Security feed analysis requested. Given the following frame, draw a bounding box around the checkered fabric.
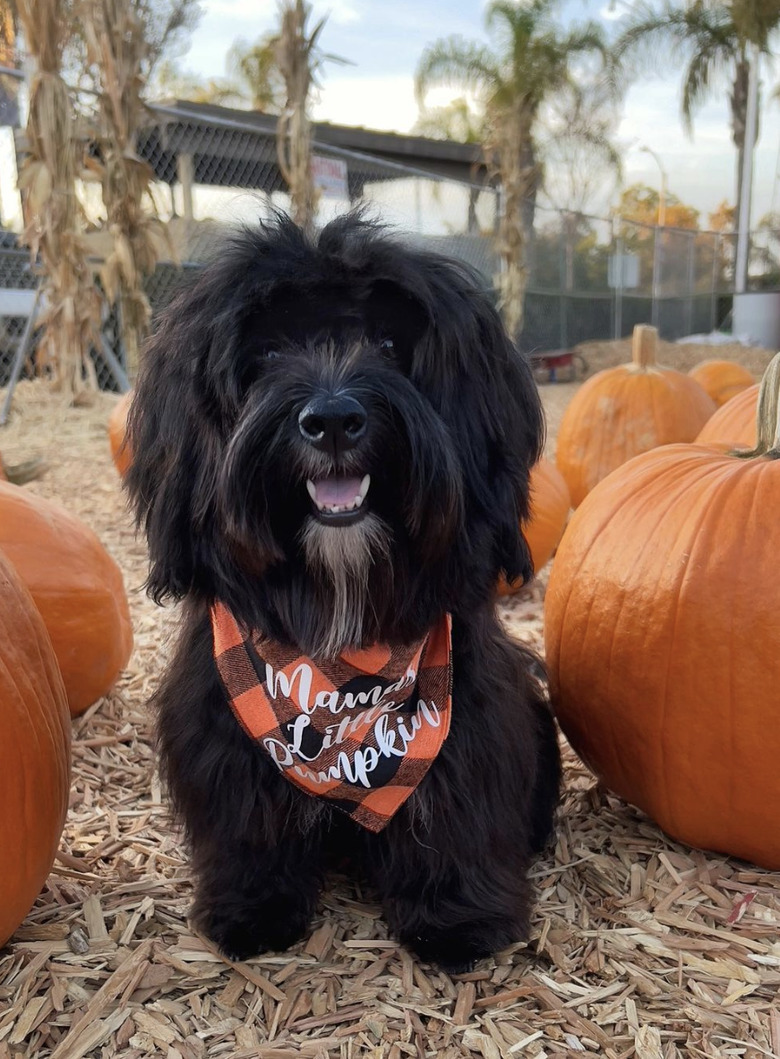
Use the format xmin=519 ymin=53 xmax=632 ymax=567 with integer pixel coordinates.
xmin=211 ymin=603 xmax=453 ymax=832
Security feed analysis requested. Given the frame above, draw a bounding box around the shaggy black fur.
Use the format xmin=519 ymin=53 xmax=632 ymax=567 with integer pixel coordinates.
xmin=126 ymin=212 xmax=561 ymax=971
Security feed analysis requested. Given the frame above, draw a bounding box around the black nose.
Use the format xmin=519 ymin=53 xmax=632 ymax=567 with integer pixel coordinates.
xmin=298 ymin=394 xmax=368 ymax=454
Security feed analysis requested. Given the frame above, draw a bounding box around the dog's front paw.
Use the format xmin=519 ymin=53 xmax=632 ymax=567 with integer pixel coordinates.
xmin=194 ymin=895 xmax=314 ymax=961
xmin=402 ymin=919 xmax=521 ymax=974
xmin=402 ymin=929 xmax=486 ymax=974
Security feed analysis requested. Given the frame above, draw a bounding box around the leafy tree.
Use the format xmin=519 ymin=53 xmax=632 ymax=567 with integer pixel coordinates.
xmin=416 ymin=0 xmax=611 ymax=338
xmin=141 ymin=0 xmax=203 ymax=76
xmin=617 ymin=182 xmax=700 ymax=230
xmin=540 ymin=82 xmax=622 ymax=215
xmin=709 ymin=198 xmax=736 ymax=231
xmin=752 ymin=210 xmax=780 ymax=287
xmin=0 ymin=0 xmax=19 ymax=126
xmin=538 ymin=82 xmax=622 ymax=290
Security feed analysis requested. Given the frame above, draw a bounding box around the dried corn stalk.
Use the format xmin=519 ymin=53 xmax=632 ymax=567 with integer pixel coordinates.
xmin=17 ymin=0 xmax=102 ymax=399
xmin=82 ymin=0 xmax=171 ymax=378
xmin=275 ymin=0 xmax=321 ymax=230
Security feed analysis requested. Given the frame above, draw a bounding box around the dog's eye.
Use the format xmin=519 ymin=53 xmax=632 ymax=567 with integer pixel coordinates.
xmin=262 ymin=349 xmax=282 ymax=361
xmin=379 ymin=338 xmax=395 ymax=357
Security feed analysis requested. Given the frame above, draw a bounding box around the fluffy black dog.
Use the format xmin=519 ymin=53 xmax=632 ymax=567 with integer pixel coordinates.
xmin=127 ymin=212 xmax=560 ymax=972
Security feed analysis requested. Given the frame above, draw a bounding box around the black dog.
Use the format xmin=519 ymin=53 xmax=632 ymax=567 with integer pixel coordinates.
xmin=127 ymin=212 xmax=560 ymax=972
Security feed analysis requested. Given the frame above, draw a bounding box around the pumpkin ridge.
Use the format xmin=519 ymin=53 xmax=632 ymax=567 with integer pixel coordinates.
xmin=661 ymin=459 xmax=748 ymax=842
xmin=0 ymin=550 xmax=70 ymax=946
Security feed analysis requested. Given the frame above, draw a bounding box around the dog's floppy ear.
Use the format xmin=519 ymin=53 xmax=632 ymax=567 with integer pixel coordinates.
xmin=404 ymin=256 xmax=544 ymax=586
xmin=125 ymin=265 xmax=241 ymax=603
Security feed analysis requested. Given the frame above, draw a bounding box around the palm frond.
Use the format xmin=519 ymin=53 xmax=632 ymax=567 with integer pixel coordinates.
xmin=681 ymin=40 xmax=730 ymax=133
xmin=613 ymin=0 xmax=735 ymax=70
xmin=415 ymin=36 xmax=501 ymax=105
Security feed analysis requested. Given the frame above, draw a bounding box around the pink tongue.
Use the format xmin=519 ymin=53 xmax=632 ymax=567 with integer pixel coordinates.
xmin=314 ymin=477 xmax=362 ymax=505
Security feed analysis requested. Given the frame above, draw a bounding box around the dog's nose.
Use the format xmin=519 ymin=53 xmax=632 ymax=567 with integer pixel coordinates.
xmin=298 ymin=395 xmax=368 ymax=454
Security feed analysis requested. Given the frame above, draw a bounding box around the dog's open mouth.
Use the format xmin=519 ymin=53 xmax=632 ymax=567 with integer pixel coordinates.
xmin=306 ymin=474 xmax=370 ymax=525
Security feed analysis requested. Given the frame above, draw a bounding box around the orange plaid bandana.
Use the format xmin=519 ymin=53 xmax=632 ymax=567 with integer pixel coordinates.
xmin=211 ymin=603 xmax=453 ymax=832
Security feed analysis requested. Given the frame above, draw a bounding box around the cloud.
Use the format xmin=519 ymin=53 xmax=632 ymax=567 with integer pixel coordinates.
xmin=325 ymin=0 xmax=361 ymax=24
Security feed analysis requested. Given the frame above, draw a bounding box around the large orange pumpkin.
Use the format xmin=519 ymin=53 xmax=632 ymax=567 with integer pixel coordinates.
xmin=695 ymin=383 xmax=758 ymax=449
xmin=109 ymin=390 xmax=133 ymax=477
xmin=0 ymin=482 xmax=133 ymax=716
xmin=0 ymin=547 xmax=70 ymax=946
xmin=497 ymin=458 xmax=570 ymax=594
xmin=545 ymin=353 xmax=780 ymax=869
xmin=688 ymin=358 xmax=754 ymax=406
xmin=556 ymin=325 xmax=716 ymax=507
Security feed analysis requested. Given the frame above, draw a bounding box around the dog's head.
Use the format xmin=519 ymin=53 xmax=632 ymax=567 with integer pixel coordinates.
xmin=127 ymin=212 xmax=543 ymax=655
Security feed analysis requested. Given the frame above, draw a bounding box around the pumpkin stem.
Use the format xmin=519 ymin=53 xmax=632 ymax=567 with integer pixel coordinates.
xmin=631 ymin=324 xmax=658 ymax=371
xmin=735 ymin=351 xmax=780 ymax=461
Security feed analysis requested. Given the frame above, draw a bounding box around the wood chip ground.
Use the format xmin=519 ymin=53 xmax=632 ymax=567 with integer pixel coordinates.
xmin=1 ymin=352 xmax=778 ymax=1059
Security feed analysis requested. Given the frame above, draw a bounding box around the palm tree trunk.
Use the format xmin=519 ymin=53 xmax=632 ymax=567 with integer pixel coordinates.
xmin=467 ymin=186 xmax=479 ymax=234
xmin=492 ymin=104 xmax=536 ymax=342
xmin=520 ymin=134 xmax=539 ymax=288
xmin=731 ymin=52 xmax=749 ymax=216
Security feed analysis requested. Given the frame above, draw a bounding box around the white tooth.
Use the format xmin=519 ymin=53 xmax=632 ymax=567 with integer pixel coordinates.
xmin=359 ymin=474 xmax=370 ymax=500
xmin=306 ymin=480 xmax=317 ymax=502
xmin=353 ymin=495 xmax=363 ymax=508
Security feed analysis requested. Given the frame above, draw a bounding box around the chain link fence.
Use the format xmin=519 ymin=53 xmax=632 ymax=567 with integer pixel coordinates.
xmin=2 ymin=98 xmax=779 ymax=389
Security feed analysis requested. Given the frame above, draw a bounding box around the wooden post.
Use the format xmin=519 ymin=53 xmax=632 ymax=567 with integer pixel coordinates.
xmin=178 ymin=152 xmax=194 ymax=222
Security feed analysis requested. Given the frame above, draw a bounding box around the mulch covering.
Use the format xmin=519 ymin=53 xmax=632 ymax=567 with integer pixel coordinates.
xmin=1 ymin=379 xmax=778 ymax=1059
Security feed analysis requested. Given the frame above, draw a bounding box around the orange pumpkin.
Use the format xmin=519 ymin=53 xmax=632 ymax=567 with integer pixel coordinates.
xmin=0 ymin=482 xmax=133 ymax=716
xmin=695 ymin=383 xmax=758 ymax=449
xmin=109 ymin=390 xmax=134 ymax=477
xmin=0 ymin=547 xmax=70 ymax=946
xmin=688 ymin=358 xmax=754 ymax=406
xmin=556 ymin=325 xmax=716 ymax=507
xmin=545 ymin=352 xmax=780 ymax=869
xmin=497 ymin=458 xmax=570 ymax=594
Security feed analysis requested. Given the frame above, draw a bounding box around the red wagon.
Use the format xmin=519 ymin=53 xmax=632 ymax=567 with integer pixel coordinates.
xmin=529 ymin=349 xmax=588 ymax=383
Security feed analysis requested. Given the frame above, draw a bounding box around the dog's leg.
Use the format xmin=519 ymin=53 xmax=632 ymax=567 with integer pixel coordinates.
xmin=368 ymin=806 xmax=534 ymax=973
xmin=366 ymin=618 xmax=560 ymax=973
xmin=528 ymin=696 xmax=562 ymax=855
xmin=156 ymin=609 xmax=326 ymax=961
xmin=190 ymin=832 xmax=324 ymax=962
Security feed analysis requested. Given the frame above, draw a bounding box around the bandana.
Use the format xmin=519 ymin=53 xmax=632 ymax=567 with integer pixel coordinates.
xmin=211 ymin=603 xmax=453 ymax=832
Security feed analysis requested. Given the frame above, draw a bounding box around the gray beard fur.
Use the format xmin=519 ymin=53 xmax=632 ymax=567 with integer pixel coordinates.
xmin=300 ymin=512 xmax=389 ymax=659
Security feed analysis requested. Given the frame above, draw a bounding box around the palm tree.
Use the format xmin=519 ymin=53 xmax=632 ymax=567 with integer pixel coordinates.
xmin=227 ymin=35 xmax=284 ymax=112
xmin=416 ymin=0 xmax=610 ymax=338
xmin=413 ymin=98 xmax=487 ymax=234
xmin=613 ymin=1 xmax=780 ymax=235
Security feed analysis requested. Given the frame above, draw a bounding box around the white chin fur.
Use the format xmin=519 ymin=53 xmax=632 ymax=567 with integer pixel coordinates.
xmin=300 ymin=512 xmax=389 ymax=658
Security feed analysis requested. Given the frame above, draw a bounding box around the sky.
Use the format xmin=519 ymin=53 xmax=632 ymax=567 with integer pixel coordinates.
xmin=177 ymin=0 xmax=780 ymax=227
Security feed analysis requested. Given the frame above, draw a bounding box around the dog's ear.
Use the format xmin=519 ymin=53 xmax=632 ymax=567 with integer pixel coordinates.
xmin=125 ymin=267 xmax=240 ymax=603
xmin=403 ymin=256 xmax=544 ymax=586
